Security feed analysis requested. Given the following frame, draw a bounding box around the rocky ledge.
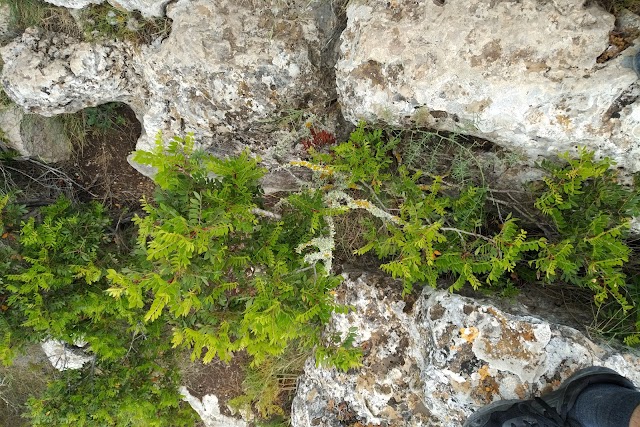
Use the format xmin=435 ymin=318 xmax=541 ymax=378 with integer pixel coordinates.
xmin=291 ymin=271 xmax=640 ymax=427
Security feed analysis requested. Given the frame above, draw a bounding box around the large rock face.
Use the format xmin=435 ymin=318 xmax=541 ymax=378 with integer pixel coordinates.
xmin=136 ymin=0 xmax=337 ymax=153
xmin=0 ymin=28 xmax=141 ymax=115
xmin=6 ymin=0 xmax=640 ymax=171
xmin=1 ymin=0 xmax=342 ymax=155
xmin=337 ymin=0 xmax=640 ymax=172
xmin=291 ymin=272 xmax=640 ymax=427
xmin=44 ymin=0 xmax=170 ymax=17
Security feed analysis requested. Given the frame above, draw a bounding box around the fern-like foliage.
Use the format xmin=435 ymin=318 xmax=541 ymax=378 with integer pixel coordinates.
xmin=0 ymin=197 xmax=135 ymax=363
xmin=109 ymin=134 xmax=357 ymax=369
xmin=303 ymin=126 xmax=640 ymax=346
xmin=532 ymin=148 xmax=640 ymax=309
xmin=306 ymin=124 xmax=545 ymax=295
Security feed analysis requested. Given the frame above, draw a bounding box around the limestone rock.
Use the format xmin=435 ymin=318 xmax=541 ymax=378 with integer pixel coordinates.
xmin=44 ymin=0 xmax=103 ymax=9
xmin=0 ymin=106 xmax=73 ymax=162
xmin=179 ymin=387 xmax=248 ymax=427
xmin=41 ymin=339 xmax=93 ymax=371
xmin=291 ymin=272 xmax=640 ymax=427
xmin=337 ymin=0 xmax=640 ymax=172
xmin=44 ymin=0 xmax=170 ymax=17
xmin=136 ymin=0 xmax=337 ymax=153
xmin=19 ymin=113 xmax=73 ymax=162
xmin=110 ymin=0 xmax=171 ymax=17
xmin=0 ymin=105 xmax=24 ymax=154
xmin=0 ymin=28 xmax=143 ymax=116
xmin=1 ymin=0 xmax=342 ymax=158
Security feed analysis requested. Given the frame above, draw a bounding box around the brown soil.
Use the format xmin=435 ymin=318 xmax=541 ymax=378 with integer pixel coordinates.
xmin=69 ymin=104 xmax=155 ymax=209
xmin=181 ymin=352 xmax=250 ymax=420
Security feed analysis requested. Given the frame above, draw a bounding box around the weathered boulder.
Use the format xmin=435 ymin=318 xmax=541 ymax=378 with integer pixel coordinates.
xmin=0 ymin=105 xmax=73 ymax=162
xmin=44 ymin=0 xmax=170 ymax=18
xmin=136 ymin=0 xmax=336 ymax=153
xmin=337 ymin=0 xmax=640 ymax=172
xmin=0 ymin=28 xmax=142 ymax=115
xmin=291 ymin=272 xmax=640 ymax=427
xmin=0 ymin=0 xmax=343 ymax=156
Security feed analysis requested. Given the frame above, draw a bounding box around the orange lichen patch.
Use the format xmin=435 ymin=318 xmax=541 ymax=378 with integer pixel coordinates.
xmin=478 ymin=365 xmax=491 ymax=381
xmin=460 ymin=326 xmax=480 ymax=343
xmin=555 ymin=114 xmax=572 ymax=130
xmin=472 ymin=373 xmax=501 ymax=403
xmin=482 ymin=308 xmax=539 ymax=360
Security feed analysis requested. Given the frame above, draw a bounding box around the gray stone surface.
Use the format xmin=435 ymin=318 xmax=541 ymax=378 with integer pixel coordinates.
xmin=44 ymin=0 xmax=170 ymax=17
xmin=0 ymin=0 xmax=343 ymax=157
xmin=4 ymin=0 xmax=640 ymax=171
xmin=337 ymin=0 xmax=640 ymax=172
xmin=291 ymin=272 xmax=640 ymax=427
xmin=0 ymin=28 xmax=142 ymax=116
xmin=179 ymin=387 xmax=248 ymax=427
xmin=0 ymin=106 xmax=73 ymax=162
xmin=41 ymin=339 xmax=93 ymax=371
xmin=136 ymin=0 xmax=339 ymax=152
xmin=19 ymin=113 xmax=73 ymax=162
xmin=44 ymin=0 xmax=103 ymax=9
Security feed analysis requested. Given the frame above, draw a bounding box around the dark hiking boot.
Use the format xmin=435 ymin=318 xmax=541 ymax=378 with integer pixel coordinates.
xmin=463 ymin=366 xmax=636 ymax=427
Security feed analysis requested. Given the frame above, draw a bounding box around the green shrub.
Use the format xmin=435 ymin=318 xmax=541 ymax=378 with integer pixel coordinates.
xmin=0 ymin=184 xmax=197 ymax=427
xmin=532 ymin=149 xmax=640 ymax=309
xmin=0 ymin=197 xmax=136 ymax=363
xmin=4 ymin=121 xmax=640 ymax=426
xmin=302 ymin=123 xmax=545 ymax=295
xmin=301 ymin=124 xmax=640 ymax=344
xmin=107 ymin=134 xmax=360 ymax=367
xmin=27 ymin=326 xmax=196 ymax=427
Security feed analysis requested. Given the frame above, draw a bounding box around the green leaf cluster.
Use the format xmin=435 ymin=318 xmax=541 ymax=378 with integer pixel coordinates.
xmin=4 ymin=121 xmax=640 ymax=426
xmin=1 ymin=132 xmax=363 ymax=424
xmin=0 ymin=197 xmax=134 ymax=363
xmin=313 ymin=124 xmax=545 ymax=295
xmin=27 ymin=327 xmax=196 ymax=427
xmin=112 ymin=134 xmax=354 ymax=367
xmin=311 ymin=123 xmax=399 ymax=192
xmin=0 ymin=196 xmax=195 ymax=424
xmin=532 ymin=149 xmax=640 ymax=310
xmin=306 ymin=125 xmax=640 ymax=344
